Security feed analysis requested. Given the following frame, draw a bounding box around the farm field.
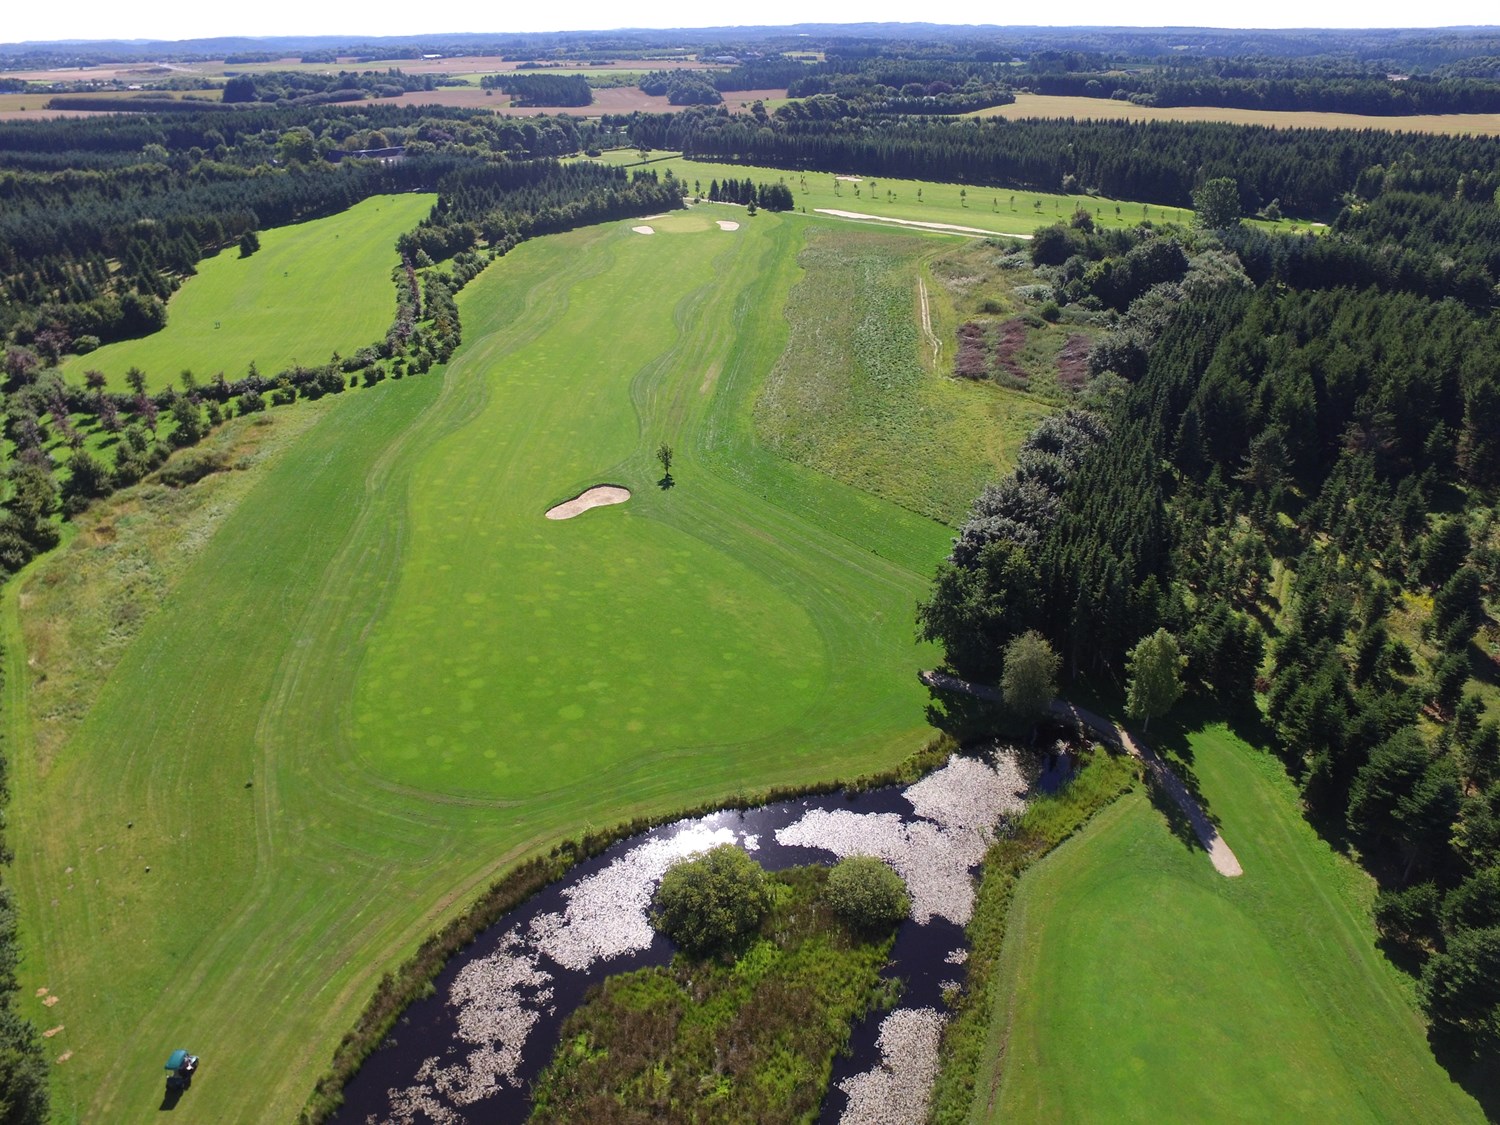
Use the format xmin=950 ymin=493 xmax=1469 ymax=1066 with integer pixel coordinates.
xmin=60 ymin=194 xmax=434 ymax=391
xmin=600 ymin=151 xmax=1202 ymax=234
xmin=0 ymin=89 xmax=222 ymax=116
xmin=0 ymin=56 xmax=719 ymax=84
xmin=978 ymin=92 xmax=1500 ymax=137
xmin=974 ymin=722 xmax=1484 ymax=1123
xmin=9 ymin=207 xmax=989 ymax=1121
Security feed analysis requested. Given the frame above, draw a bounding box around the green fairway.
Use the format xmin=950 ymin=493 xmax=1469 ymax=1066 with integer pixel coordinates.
xmin=597 ymin=151 xmax=1198 ymax=236
xmin=10 ymin=207 xmax=969 ymax=1122
xmin=974 ymin=724 xmax=1483 ymax=1123
xmin=61 ymin=193 xmax=434 ymax=391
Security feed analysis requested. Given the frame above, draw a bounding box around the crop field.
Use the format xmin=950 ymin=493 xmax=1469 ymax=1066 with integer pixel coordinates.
xmin=978 ymin=93 xmax=1500 ymax=137
xmin=0 ymin=90 xmax=223 ymax=116
xmin=973 ymin=722 xmax=1484 ymax=1123
xmin=7 ymin=206 xmax=1005 ymax=1121
xmin=600 ymin=151 xmax=1202 ymax=235
xmin=61 ymin=194 xmax=434 ymax=391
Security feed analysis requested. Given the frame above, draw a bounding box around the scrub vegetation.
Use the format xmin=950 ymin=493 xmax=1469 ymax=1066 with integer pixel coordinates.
xmin=531 ymin=865 xmax=899 ymax=1124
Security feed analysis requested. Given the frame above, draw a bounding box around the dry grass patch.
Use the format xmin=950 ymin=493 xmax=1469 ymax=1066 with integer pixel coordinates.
xmin=18 ymin=405 xmax=330 ymax=774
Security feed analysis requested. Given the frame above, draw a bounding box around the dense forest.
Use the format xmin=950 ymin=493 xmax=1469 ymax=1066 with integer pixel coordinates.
xmin=918 ymin=156 xmax=1500 ymax=1086
xmin=480 ymin=72 xmax=594 ymax=107
xmin=0 ymin=103 xmax=630 ymax=347
xmin=630 ymin=106 xmax=1500 ymax=227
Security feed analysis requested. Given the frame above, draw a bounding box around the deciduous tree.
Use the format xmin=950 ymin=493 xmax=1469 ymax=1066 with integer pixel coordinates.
xmin=1001 ymin=629 xmax=1060 ymax=725
xmin=1126 ymin=628 xmax=1185 ymax=732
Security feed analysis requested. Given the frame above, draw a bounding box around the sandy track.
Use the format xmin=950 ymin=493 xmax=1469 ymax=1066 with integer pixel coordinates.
xmin=545 ymin=486 xmax=630 ymax=520
xmin=919 ymin=670 xmax=1243 ymax=877
xmin=917 ymin=276 xmax=941 ymax=363
xmin=815 ymin=209 xmax=1033 ymax=239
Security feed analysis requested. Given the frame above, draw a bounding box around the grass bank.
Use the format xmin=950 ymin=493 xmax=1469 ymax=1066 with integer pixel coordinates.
xmin=530 ymin=865 xmax=897 ymax=1123
xmin=969 ymin=722 xmax=1484 ymax=1123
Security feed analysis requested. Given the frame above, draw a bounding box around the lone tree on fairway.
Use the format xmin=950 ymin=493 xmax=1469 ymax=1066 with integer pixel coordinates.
xmin=238 ymin=230 xmax=261 ymax=258
xmin=1126 ymin=628 xmax=1186 ymax=732
xmin=1002 ymin=629 xmax=1060 ymax=735
xmin=652 ymin=844 xmax=772 ymax=958
xmin=1193 ymin=177 xmax=1241 ymax=229
xmin=656 ymin=442 xmax=673 ymax=483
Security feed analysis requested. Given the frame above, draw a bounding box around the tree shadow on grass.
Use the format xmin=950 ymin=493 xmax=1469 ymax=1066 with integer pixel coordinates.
xmin=1374 ymin=934 xmax=1429 ymax=980
xmin=658 ymin=473 xmax=674 ymax=491
xmin=924 ymin=690 xmax=1006 ymax=744
xmin=1143 ymin=770 xmax=1207 ymax=855
xmin=1427 ymin=1029 xmax=1500 ymax=1121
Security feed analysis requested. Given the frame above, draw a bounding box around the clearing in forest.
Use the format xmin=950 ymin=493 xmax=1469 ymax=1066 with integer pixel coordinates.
xmin=756 ymin=226 xmax=1050 ymax=524
xmin=598 ymin=151 xmax=1200 ymax=235
xmin=60 ymin=193 xmax=434 ymax=391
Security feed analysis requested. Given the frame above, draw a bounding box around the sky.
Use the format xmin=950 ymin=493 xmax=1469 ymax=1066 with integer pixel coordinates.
xmin=5 ymin=1 xmax=1497 ymax=46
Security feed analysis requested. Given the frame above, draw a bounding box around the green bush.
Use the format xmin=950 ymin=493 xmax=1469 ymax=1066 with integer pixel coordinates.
xmin=652 ymin=844 xmax=773 ymax=957
xmin=826 ymin=856 xmax=909 ymax=932
xmin=157 ymin=449 xmax=232 ymax=488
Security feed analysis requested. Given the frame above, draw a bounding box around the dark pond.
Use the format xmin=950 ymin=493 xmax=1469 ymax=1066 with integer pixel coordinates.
xmin=334 ymin=746 xmax=1074 ymax=1124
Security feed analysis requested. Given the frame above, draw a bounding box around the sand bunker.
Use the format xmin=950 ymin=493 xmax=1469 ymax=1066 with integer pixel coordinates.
xmin=836 ymin=175 xmax=864 ymax=183
xmin=631 ymin=225 xmax=655 ymax=235
xmin=716 ymin=220 xmax=740 ymax=231
xmin=545 ymin=486 xmax=631 ymax=520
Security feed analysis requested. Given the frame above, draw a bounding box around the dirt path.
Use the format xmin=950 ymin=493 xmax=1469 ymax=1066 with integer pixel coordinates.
xmin=919 ymin=671 xmax=1243 ymax=877
xmin=917 ymin=276 xmax=941 ymax=364
xmin=814 ymin=209 xmax=1034 ymax=239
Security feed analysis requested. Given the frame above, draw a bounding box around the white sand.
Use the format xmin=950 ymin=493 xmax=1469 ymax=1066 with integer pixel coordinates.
xmin=837 ymin=1007 xmax=948 ymax=1125
xmin=776 ymin=748 xmax=1028 ymax=925
xmin=814 ymin=209 xmax=1033 ymax=239
xmin=382 ymin=821 xmax=751 ymax=1118
xmin=631 ymin=225 xmax=655 ymax=235
xmin=836 ymin=175 xmax=864 ymax=182
xmin=545 ymin=486 xmax=630 ymax=520
xmin=716 ymin=220 xmax=740 ymax=231
xmin=378 ymin=747 xmax=1032 ymax=1121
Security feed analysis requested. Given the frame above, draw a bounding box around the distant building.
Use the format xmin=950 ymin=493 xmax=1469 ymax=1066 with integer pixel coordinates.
xmin=327 ymin=146 xmax=407 ymax=164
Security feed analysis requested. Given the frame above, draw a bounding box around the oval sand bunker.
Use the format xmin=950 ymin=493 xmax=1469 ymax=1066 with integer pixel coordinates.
xmin=716 ymin=220 xmax=740 ymax=231
xmin=545 ymin=485 xmax=631 ymax=520
xmin=631 ymin=225 xmax=655 ymax=235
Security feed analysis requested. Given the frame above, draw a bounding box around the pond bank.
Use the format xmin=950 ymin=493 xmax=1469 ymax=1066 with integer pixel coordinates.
xmin=333 ymin=741 xmax=1078 ymax=1123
